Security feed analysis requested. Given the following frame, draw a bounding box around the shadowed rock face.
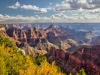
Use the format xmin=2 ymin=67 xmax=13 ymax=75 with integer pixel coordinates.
xmin=5 ymin=24 xmax=93 ymax=52
xmin=6 ymin=25 xmax=70 ymax=51
xmin=6 ymin=26 xmax=60 ymax=51
xmin=6 ymin=27 xmax=46 ymax=42
xmin=47 ymin=46 xmax=100 ymax=75
xmin=6 ymin=24 xmax=94 ymax=52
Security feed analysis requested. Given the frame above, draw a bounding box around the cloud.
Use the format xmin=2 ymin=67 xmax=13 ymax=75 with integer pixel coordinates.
xmin=0 ymin=14 xmax=3 ymax=17
xmin=8 ymin=2 xmax=48 ymax=13
xmin=5 ymin=1 xmax=100 ymax=23
xmin=20 ymin=5 xmax=39 ymax=10
xmin=50 ymin=13 xmax=68 ymax=19
xmin=0 ymin=14 xmax=50 ymax=23
xmin=35 ymin=8 xmax=47 ymax=13
xmin=8 ymin=2 xmax=20 ymax=9
xmin=86 ymin=9 xmax=100 ymax=14
xmin=55 ymin=2 xmax=71 ymax=12
xmin=21 ymin=5 xmax=47 ymax=13
xmin=0 ymin=13 xmax=100 ymax=23
xmin=78 ymin=8 xmax=100 ymax=15
xmin=55 ymin=0 xmax=100 ymax=12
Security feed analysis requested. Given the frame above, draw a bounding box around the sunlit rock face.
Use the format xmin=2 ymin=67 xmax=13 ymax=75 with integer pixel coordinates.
xmin=5 ymin=24 xmax=95 ymax=53
xmin=0 ymin=26 xmax=6 ymax=35
xmin=5 ymin=25 xmax=70 ymax=51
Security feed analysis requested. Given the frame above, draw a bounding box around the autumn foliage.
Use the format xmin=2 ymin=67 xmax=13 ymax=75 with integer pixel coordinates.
xmin=0 ymin=35 xmax=65 ymax=75
xmin=0 ymin=35 xmax=86 ymax=75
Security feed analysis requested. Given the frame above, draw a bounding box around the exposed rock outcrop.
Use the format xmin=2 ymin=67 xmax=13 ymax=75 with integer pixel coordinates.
xmin=5 ymin=24 xmax=93 ymax=52
xmin=6 ymin=25 xmax=72 ymax=51
xmin=16 ymin=42 xmax=47 ymax=56
xmin=47 ymin=45 xmax=100 ymax=75
xmin=0 ymin=25 xmax=6 ymax=35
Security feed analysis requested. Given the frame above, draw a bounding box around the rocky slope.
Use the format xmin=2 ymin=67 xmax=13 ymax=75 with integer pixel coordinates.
xmin=5 ymin=24 xmax=94 ymax=53
xmin=16 ymin=42 xmax=47 ymax=56
xmin=0 ymin=24 xmax=99 ymax=75
xmin=47 ymin=44 xmax=100 ymax=75
xmin=0 ymin=25 xmax=7 ymax=35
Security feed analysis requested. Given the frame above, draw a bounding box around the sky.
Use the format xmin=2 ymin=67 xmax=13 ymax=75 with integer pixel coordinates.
xmin=0 ymin=0 xmax=100 ymax=23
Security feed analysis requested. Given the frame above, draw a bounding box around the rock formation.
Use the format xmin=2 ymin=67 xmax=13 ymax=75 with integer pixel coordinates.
xmin=47 ymin=45 xmax=100 ymax=75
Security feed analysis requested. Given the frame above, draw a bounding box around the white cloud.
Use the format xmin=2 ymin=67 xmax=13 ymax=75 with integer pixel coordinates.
xmin=56 ymin=2 xmax=71 ymax=11
xmin=78 ymin=8 xmax=84 ymax=13
xmin=7 ymin=1 xmax=100 ymax=13
xmin=55 ymin=0 xmax=100 ymax=12
xmin=46 ymin=7 xmax=52 ymax=10
xmin=21 ymin=5 xmax=48 ymax=13
xmin=51 ymin=13 xmax=68 ymax=19
xmin=78 ymin=8 xmax=100 ymax=15
xmin=0 ymin=14 xmax=3 ymax=17
xmin=5 ymin=1 xmax=100 ymax=23
xmin=8 ymin=2 xmax=48 ymax=13
xmin=15 ymin=2 xmax=20 ymax=7
xmin=8 ymin=2 xmax=20 ymax=9
xmin=0 ymin=13 xmax=100 ymax=23
xmin=87 ymin=9 xmax=100 ymax=14
xmin=36 ymin=8 xmax=47 ymax=13
xmin=21 ymin=5 xmax=39 ymax=10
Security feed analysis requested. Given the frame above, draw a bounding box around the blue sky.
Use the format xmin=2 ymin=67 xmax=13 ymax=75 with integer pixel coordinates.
xmin=0 ymin=0 xmax=100 ymax=23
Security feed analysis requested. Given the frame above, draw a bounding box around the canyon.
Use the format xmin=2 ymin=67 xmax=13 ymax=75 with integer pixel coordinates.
xmin=4 ymin=24 xmax=94 ymax=52
xmin=47 ymin=45 xmax=100 ymax=75
xmin=0 ymin=23 xmax=100 ymax=75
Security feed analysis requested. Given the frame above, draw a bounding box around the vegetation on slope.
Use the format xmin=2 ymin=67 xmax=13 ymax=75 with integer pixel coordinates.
xmin=0 ymin=34 xmax=86 ymax=75
xmin=0 ymin=35 xmax=65 ymax=75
